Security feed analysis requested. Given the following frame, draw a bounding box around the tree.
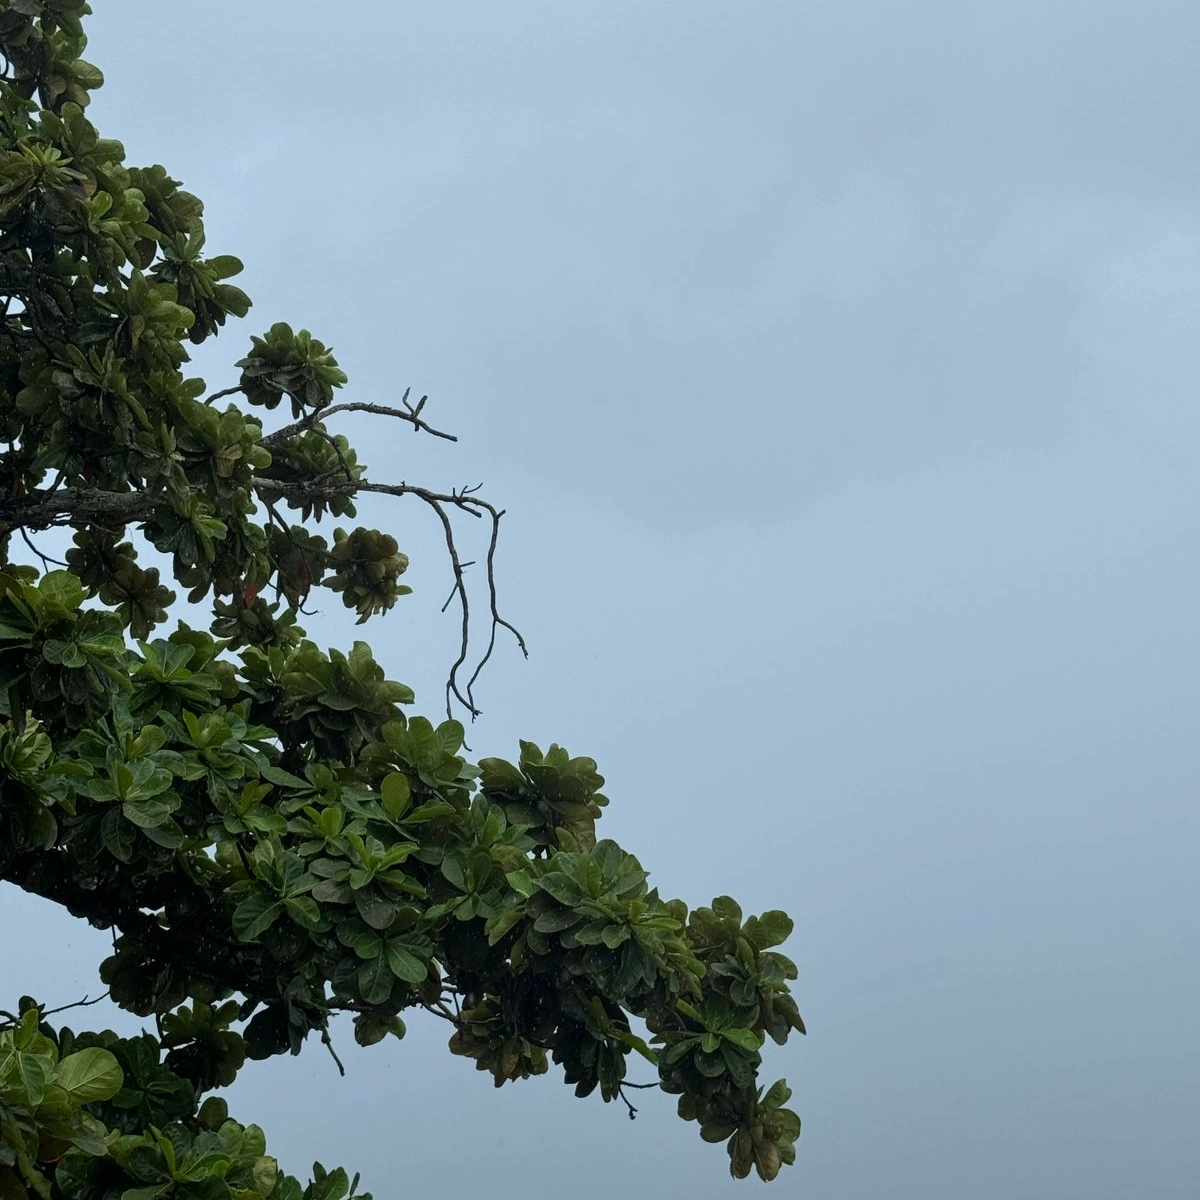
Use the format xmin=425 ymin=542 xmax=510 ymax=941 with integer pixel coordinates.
xmin=0 ymin=3 xmax=804 ymax=1194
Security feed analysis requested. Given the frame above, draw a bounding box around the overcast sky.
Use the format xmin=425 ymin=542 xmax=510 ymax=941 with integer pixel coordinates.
xmin=6 ymin=2 xmax=1200 ymax=1196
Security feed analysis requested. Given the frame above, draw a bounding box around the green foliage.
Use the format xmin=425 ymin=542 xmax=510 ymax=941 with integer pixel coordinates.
xmin=0 ymin=1002 xmax=372 ymax=1200
xmin=326 ymin=528 xmax=410 ymax=624
xmin=480 ymin=740 xmax=609 ymax=851
xmin=0 ymin=1 xmax=803 ymax=1190
xmin=237 ymin=323 xmax=347 ymax=416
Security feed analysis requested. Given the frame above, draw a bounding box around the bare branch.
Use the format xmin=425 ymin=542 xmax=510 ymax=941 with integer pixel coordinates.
xmin=256 ymin=475 xmax=526 ymax=719
xmin=0 ymin=465 xmax=525 ymax=720
xmin=18 ymin=527 xmax=68 ymax=569
xmin=318 ymin=399 xmax=458 ymax=443
xmin=0 ymin=992 xmax=110 ymax=1031
xmin=424 ymin=493 xmax=474 ymax=718
xmin=320 ymin=1021 xmax=347 ymax=1077
xmin=421 ymin=1000 xmax=459 ymax=1025
xmin=260 ymin=388 xmax=457 ymax=448
xmin=465 ymin=494 xmax=529 ymax=713
xmin=204 ymin=385 xmax=243 ymax=406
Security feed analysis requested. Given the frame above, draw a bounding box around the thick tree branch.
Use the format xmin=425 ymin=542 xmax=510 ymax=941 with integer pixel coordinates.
xmin=0 ymin=486 xmax=153 ymax=534
xmin=1 ymin=471 xmax=527 ymax=720
xmin=4 ymin=846 xmax=276 ymax=1003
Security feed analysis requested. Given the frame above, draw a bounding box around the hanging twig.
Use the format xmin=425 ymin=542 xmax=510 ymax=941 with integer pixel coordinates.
xmin=255 ymin=474 xmax=526 ymax=719
xmin=19 ymin=526 xmax=68 ymax=569
xmin=617 ymin=1079 xmax=659 ymax=1120
xmin=204 ymin=385 xmax=243 ymax=406
xmin=320 ymin=1021 xmax=347 ymax=1077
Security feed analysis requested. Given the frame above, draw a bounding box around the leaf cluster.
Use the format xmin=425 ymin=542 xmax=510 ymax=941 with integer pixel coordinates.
xmin=0 ymin=1001 xmax=371 ymax=1200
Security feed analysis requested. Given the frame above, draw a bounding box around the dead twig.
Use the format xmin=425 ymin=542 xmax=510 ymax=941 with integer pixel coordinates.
xmin=260 ymin=387 xmax=457 ymax=447
xmin=256 ymin=474 xmax=526 ymax=720
xmin=320 ymin=1021 xmax=347 ymax=1077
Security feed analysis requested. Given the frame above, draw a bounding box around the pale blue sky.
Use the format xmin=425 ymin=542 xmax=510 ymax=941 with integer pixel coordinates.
xmin=6 ymin=2 xmax=1200 ymax=1196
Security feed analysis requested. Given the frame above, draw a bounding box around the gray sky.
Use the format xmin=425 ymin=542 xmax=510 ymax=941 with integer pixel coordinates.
xmin=6 ymin=2 xmax=1200 ymax=1196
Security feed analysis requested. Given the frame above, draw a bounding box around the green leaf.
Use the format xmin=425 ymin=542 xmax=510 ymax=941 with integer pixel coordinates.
xmin=352 ymin=1014 xmax=390 ymax=1047
xmin=435 ymin=719 xmax=465 ymax=755
xmin=536 ymin=873 xmax=583 ymax=906
xmin=357 ymin=957 xmax=393 ymax=1005
xmin=39 ymin=570 xmax=87 ymax=612
xmin=721 ymin=1026 xmax=763 ymax=1052
xmin=205 ymin=254 xmax=244 ymax=279
xmin=485 ymin=907 xmax=524 ymax=945
xmin=54 ymin=1048 xmax=123 ymax=1102
xmin=340 ymin=925 xmax=383 ymax=959
xmin=699 ymin=1121 xmax=738 ymax=1143
xmin=122 ymin=794 xmax=178 ymax=829
xmin=257 ymin=762 xmax=310 ymax=788
xmin=440 ymin=854 xmax=467 ymax=891
xmin=608 ymin=1027 xmax=658 ymax=1065
xmin=283 ymin=895 xmax=322 ymax=928
xmin=532 ymin=907 xmax=581 ymax=934
xmin=601 ymin=923 xmax=629 ymax=949
xmin=232 ymin=893 xmax=284 ymax=941
xmin=383 ymin=942 xmax=426 ymax=984
xmin=505 ymin=870 xmax=534 ymax=898
xmin=403 ymin=800 xmax=456 ymax=824
xmin=749 ymin=909 xmax=794 ymax=949
xmin=770 ymin=1108 xmax=801 ymax=1142
xmin=353 ymin=889 xmax=398 ymax=931
xmin=379 ymin=771 xmax=410 ymax=820
xmin=1 ymin=1050 xmax=49 ymax=1106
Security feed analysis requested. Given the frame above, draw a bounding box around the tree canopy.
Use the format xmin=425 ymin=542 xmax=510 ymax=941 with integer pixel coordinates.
xmin=0 ymin=3 xmax=803 ymax=1194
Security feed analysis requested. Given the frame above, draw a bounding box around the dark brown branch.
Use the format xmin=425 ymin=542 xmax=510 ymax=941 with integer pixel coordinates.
xmin=422 ymin=1000 xmax=459 ymax=1025
xmin=256 ymin=476 xmax=526 ymax=719
xmin=311 ymin=424 xmax=359 ymax=487
xmin=260 ymin=388 xmax=457 ymax=448
xmin=319 ymin=399 xmax=457 ymax=443
xmin=2 ymin=467 xmax=525 ymax=720
xmin=39 ymin=991 xmax=111 ymax=1018
xmin=0 ymin=486 xmax=152 ymax=534
xmin=320 ymin=1021 xmax=347 ymax=1077
xmin=5 ymin=846 xmax=277 ymax=1003
xmin=18 ymin=526 xmax=68 ymax=568
xmin=204 ymin=386 xmax=243 ymax=406
xmin=0 ymin=992 xmax=110 ymax=1030
xmin=465 ymin=494 xmax=529 ymax=712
